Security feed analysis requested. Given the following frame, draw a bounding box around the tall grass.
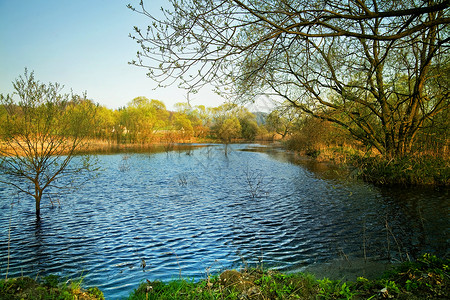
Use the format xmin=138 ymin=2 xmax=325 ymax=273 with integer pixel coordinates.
xmin=285 ymin=130 xmax=449 ymax=186
xmin=352 ymin=155 xmax=450 ymax=186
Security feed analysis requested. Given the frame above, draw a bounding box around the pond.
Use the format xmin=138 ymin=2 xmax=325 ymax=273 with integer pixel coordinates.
xmin=0 ymin=144 xmax=448 ymax=299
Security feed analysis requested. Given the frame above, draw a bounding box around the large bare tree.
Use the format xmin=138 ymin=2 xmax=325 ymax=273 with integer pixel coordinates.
xmin=129 ymin=0 xmax=449 ymax=157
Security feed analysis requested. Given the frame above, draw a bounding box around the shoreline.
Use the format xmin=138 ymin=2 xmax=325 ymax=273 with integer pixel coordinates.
xmin=1 ymin=254 xmax=447 ymax=299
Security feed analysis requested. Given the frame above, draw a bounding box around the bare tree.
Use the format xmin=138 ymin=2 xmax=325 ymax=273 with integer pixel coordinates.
xmin=129 ymin=0 xmax=449 ymax=158
xmin=0 ymin=70 xmax=98 ymax=221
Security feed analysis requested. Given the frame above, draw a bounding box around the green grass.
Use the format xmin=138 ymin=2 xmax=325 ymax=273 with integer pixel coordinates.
xmin=126 ymin=269 xmax=321 ymax=300
xmin=0 ymin=274 xmax=104 ymax=300
xmin=127 ymin=254 xmax=449 ymax=300
xmin=2 ymin=254 xmax=448 ymax=299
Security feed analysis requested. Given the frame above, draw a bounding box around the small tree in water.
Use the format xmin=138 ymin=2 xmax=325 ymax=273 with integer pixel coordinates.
xmin=0 ymin=70 xmax=98 ymax=221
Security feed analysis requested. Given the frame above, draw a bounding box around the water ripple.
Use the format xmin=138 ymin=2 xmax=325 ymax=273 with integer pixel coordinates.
xmin=0 ymin=145 xmax=448 ymax=299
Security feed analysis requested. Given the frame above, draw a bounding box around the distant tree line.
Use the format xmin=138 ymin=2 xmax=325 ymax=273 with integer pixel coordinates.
xmin=97 ymin=98 xmax=269 ymax=143
xmin=0 ymin=94 xmax=274 ymax=146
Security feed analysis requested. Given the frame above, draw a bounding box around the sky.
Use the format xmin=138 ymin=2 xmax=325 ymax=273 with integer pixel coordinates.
xmin=0 ymin=0 xmax=231 ymax=110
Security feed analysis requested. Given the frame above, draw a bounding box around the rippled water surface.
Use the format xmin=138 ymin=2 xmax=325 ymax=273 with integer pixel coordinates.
xmin=1 ymin=144 xmax=448 ymax=299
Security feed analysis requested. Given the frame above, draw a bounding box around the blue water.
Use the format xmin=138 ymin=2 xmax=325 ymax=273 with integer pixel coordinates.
xmin=0 ymin=144 xmax=448 ymax=299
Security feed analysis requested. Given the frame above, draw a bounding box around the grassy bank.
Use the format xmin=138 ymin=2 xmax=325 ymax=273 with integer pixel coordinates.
xmin=3 ymin=254 xmax=445 ymax=299
xmin=351 ymin=155 xmax=450 ymax=186
xmin=127 ymin=254 xmax=449 ymax=299
xmin=288 ymin=144 xmax=450 ymax=186
xmin=0 ymin=275 xmax=104 ymax=299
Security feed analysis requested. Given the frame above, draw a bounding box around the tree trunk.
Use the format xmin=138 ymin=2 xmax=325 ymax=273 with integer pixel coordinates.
xmin=35 ymin=195 xmax=41 ymax=222
xmin=34 ymin=181 xmax=42 ymax=221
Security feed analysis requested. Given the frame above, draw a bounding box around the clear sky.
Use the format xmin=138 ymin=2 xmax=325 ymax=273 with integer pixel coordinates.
xmin=0 ymin=0 xmax=228 ymax=110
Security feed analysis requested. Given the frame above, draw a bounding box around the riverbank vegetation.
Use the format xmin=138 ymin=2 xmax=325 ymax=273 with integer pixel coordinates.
xmin=1 ymin=254 xmax=447 ymax=299
xmin=0 ymin=275 xmax=104 ymax=300
xmin=127 ymin=254 xmax=449 ymax=299
xmin=282 ymin=112 xmax=449 ymax=186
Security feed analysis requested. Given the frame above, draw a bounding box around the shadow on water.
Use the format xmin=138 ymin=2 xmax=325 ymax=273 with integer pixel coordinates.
xmin=299 ymin=184 xmax=449 ymax=281
xmin=0 ymin=143 xmax=448 ymax=298
xmin=245 ymin=144 xmax=449 ymax=280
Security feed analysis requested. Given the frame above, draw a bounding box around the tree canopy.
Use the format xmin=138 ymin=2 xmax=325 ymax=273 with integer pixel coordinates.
xmin=129 ymin=0 xmax=450 ymax=157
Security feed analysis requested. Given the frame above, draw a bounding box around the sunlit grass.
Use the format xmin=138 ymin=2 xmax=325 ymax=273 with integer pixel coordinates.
xmin=286 ymin=141 xmax=450 ymax=186
xmin=127 ymin=254 xmax=449 ymax=300
xmin=1 ymin=254 xmax=448 ymax=299
xmin=0 ymin=274 xmax=104 ymax=299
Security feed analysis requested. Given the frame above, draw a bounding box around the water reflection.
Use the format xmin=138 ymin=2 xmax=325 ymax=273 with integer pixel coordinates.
xmin=0 ymin=144 xmax=448 ymax=299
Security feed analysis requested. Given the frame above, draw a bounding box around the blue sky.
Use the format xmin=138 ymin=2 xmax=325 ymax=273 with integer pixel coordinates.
xmin=0 ymin=0 xmax=227 ymax=110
